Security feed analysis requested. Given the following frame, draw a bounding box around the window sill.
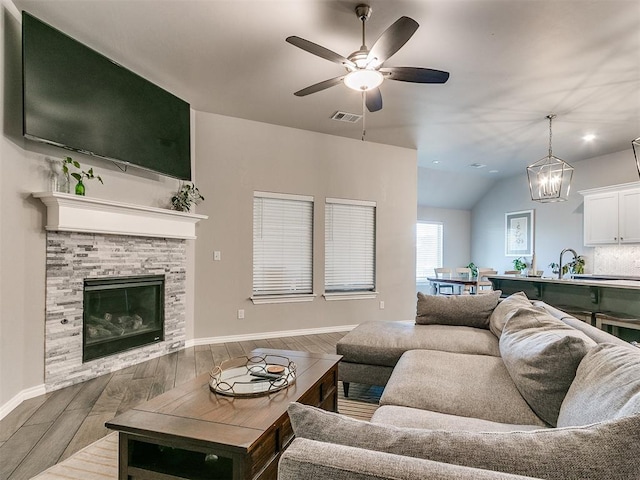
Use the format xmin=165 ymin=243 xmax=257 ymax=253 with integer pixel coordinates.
xmin=323 ymin=291 xmax=379 ymax=301
xmin=251 ymin=294 xmax=316 ymax=305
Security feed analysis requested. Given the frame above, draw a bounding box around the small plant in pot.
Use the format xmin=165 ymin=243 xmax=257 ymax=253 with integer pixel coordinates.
xmin=62 ymin=157 xmax=103 ymax=195
xmin=171 ymin=183 xmax=204 ymax=212
xmin=549 ymin=256 xmax=585 ymax=277
xmin=466 ymin=262 xmax=479 ymax=278
xmin=512 ymin=257 xmax=528 ymax=274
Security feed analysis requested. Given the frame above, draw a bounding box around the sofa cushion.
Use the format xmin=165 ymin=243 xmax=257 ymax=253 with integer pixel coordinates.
xmin=499 ymin=307 xmax=596 ymax=427
xmin=557 ymin=343 xmax=640 ymax=427
xmin=379 ymin=349 xmax=545 ymax=426
xmin=287 ymin=402 xmax=640 ymax=480
xmin=337 ymin=320 xmax=500 ymax=367
xmin=416 ymin=291 xmax=501 ymax=328
xmin=531 ymin=300 xmax=632 ymax=348
xmin=371 ymin=405 xmax=545 ymax=432
xmin=279 ymin=438 xmax=538 ymax=480
xmin=489 ymin=292 xmax=532 ymax=338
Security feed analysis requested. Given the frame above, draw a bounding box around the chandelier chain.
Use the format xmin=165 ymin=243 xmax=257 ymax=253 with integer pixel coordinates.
xmin=547 ymin=114 xmax=555 ymax=158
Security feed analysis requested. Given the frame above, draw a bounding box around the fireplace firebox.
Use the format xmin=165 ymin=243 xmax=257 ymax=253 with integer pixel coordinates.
xmin=83 ymin=275 xmax=165 ymax=362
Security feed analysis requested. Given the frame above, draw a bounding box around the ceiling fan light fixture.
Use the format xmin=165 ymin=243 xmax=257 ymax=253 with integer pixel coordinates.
xmin=344 ymin=69 xmax=383 ymax=91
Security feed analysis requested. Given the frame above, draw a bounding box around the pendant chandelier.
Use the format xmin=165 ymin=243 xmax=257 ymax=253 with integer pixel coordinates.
xmin=527 ymin=114 xmax=574 ymax=202
xmin=633 ymin=137 xmax=640 ymax=178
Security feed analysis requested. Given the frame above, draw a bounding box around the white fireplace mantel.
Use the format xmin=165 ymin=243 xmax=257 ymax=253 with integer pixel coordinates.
xmin=33 ymin=192 xmax=207 ymax=239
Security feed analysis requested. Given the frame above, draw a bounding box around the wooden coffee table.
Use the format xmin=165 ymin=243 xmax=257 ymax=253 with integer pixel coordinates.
xmin=106 ymin=348 xmax=341 ymax=480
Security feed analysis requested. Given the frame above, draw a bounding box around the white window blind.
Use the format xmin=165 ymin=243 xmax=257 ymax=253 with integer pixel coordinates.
xmin=325 ymin=199 xmax=376 ymax=292
xmin=253 ymin=193 xmax=313 ymax=296
xmin=416 ymin=222 xmax=443 ymax=283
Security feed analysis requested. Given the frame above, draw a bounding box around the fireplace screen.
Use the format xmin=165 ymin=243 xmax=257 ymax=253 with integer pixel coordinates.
xmin=83 ymin=275 xmax=164 ymax=362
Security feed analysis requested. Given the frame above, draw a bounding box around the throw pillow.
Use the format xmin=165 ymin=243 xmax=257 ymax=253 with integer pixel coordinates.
xmin=287 ymin=402 xmax=640 ymax=479
xmin=499 ymin=307 xmax=596 ymax=426
xmin=489 ymin=291 xmax=531 ymax=338
xmin=415 ymin=290 xmax=501 ymax=329
xmin=557 ymin=343 xmax=640 ymax=427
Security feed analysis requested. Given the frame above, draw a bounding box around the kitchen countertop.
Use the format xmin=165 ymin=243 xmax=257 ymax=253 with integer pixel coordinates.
xmin=487 ymin=275 xmax=640 ymax=291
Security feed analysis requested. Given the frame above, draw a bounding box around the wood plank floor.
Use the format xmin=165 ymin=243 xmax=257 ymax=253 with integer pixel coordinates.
xmin=0 ymin=332 xmax=355 ymax=480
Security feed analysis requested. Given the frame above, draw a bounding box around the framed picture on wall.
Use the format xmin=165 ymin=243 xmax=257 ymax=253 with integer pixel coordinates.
xmin=505 ymin=210 xmax=534 ymax=256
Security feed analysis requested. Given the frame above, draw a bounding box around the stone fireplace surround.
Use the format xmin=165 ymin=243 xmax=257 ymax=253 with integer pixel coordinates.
xmin=35 ymin=192 xmax=206 ymax=392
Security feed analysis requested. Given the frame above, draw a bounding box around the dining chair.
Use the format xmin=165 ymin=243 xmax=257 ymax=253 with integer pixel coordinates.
xmin=433 ymin=268 xmax=455 ymax=295
xmin=455 ymin=267 xmax=472 ymax=279
xmin=455 ymin=267 xmax=472 ymax=294
xmin=475 ymin=268 xmax=497 ymax=293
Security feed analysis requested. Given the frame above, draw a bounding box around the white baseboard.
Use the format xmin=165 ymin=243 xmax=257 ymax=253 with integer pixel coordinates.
xmin=2 ymin=324 xmax=356 ymax=420
xmin=189 ymin=324 xmax=358 ymax=347
xmin=0 ymin=383 xmax=46 ymax=421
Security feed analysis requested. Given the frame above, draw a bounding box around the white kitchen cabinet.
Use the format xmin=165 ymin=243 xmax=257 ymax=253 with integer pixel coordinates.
xmin=580 ymin=182 xmax=640 ymax=246
xmin=619 ymin=189 xmax=640 ymax=243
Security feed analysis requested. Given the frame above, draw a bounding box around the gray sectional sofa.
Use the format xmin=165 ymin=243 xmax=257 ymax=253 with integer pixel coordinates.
xmin=279 ymin=291 xmax=640 ymax=479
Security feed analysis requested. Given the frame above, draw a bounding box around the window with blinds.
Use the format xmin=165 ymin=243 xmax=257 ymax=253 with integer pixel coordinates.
xmin=253 ymin=192 xmax=314 ymax=297
xmin=325 ymin=199 xmax=376 ymax=292
xmin=416 ymin=222 xmax=443 ymax=283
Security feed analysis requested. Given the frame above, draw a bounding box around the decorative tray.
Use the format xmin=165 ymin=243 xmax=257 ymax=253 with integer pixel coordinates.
xmin=209 ymin=354 xmax=296 ymax=397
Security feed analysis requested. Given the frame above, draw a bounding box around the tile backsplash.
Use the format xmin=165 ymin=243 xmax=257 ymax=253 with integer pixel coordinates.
xmin=593 ymin=245 xmax=640 ymax=277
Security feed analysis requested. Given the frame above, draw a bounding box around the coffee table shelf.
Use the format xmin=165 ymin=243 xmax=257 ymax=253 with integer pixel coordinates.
xmin=107 ymin=349 xmax=341 ymax=480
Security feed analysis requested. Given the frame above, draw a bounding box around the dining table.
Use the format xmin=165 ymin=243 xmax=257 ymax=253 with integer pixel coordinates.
xmin=427 ymin=276 xmax=483 ymax=295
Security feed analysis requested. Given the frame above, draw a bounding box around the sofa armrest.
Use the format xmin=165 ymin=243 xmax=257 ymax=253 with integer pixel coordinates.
xmin=278 ymin=438 xmax=540 ymax=480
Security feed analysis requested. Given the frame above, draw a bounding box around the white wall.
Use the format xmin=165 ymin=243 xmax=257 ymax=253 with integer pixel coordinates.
xmin=193 ymin=112 xmax=418 ymax=340
xmin=471 ymin=149 xmax=638 ymax=276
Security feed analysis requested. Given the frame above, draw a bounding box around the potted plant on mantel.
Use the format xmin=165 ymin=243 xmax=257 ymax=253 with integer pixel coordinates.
xmin=171 ymin=183 xmax=204 ymax=212
xmin=61 ymin=157 xmax=103 ymax=196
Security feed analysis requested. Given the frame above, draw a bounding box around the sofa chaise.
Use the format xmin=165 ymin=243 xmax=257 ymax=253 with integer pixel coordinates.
xmin=278 ymin=291 xmax=640 ymax=479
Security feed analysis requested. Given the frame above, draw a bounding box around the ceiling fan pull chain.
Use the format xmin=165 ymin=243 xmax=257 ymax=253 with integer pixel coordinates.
xmin=361 ymin=91 xmax=366 ymax=141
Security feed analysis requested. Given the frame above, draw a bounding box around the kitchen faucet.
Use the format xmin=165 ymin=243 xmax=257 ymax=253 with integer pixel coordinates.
xmin=558 ymin=248 xmax=578 ymax=279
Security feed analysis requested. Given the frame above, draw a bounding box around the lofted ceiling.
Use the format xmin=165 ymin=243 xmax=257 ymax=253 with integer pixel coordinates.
xmin=13 ymin=0 xmax=640 ymax=209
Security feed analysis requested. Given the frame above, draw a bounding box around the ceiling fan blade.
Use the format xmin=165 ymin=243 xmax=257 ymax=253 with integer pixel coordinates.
xmin=381 ymin=67 xmax=450 ymax=84
xmin=365 ymin=88 xmax=383 ymax=112
xmin=286 ymin=36 xmax=356 ymax=69
xmin=294 ymin=76 xmax=345 ymax=97
xmin=366 ymin=16 xmax=419 ymax=64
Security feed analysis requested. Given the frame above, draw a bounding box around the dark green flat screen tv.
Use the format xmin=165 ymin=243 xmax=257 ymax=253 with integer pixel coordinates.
xmin=22 ymin=12 xmax=191 ymax=181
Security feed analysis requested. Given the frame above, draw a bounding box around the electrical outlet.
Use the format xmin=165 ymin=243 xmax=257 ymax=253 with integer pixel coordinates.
xmin=237 ymin=309 xmax=245 ymax=319
xmin=379 ymin=301 xmax=385 ymax=310
xmin=214 ymin=251 xmax=221 ymax=261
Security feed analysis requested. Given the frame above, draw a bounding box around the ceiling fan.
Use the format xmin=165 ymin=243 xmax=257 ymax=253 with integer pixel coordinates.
xmin=286 ymin=4 xmax=450 ymax=113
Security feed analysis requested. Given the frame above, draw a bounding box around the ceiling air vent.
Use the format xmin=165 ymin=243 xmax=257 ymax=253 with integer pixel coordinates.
xmin=469 ymin=163 xmax=487 ymax=169
xmin=331 ymin=111 xmax=362 ymax=123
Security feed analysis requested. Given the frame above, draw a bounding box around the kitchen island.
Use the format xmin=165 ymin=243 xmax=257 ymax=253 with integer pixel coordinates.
xmin=488 ymin=275 xmax=640 ymax=341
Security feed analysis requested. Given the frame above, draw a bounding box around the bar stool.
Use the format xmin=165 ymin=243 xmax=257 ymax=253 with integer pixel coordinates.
xmin=595 ymin=313 xmax=640 ymax=339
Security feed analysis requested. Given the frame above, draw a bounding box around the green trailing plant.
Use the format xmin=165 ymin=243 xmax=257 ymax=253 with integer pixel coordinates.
xmin=512 ymin=257 xmax=528 ymax=272
xmin=466 ymin=262 xmax=478 ymax=278
xmin=171 ymin=183 xmax=204 ymax=212
xmin=61 ymin=157 xmax=103 ymax=195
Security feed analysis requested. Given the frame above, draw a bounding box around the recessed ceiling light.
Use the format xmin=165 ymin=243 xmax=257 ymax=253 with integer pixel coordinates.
xmin=489 ymin=169 xmax=499 ymax=173
xmin=583 ymin=134 xmax=596 ymax=142
xmin=432 ymin=160 xmax=440 ymax=164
